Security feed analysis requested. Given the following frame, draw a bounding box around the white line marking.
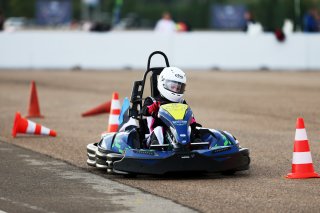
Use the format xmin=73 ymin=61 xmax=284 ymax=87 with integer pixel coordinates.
xmin=0 ymin=197 xmax=56 ymax=213
xmin=18 ymin=155 xmax=196 ymax=213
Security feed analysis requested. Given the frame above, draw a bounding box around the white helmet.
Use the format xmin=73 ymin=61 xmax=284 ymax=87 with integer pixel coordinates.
xmin=157 ymin=67 xmax=186 ymax=102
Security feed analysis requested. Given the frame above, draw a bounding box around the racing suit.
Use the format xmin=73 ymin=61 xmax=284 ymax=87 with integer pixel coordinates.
xmin=141 ymin=95 xmax=201 ymax=147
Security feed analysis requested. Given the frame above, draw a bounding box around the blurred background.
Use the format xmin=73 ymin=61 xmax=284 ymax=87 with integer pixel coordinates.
xmin=0 ymin=0 xmax=319 ymax=31
xmin=0 ymin=0 xmax=319 ymax=70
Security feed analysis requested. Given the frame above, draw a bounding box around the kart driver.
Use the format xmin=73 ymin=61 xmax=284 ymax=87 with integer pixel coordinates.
xmin=142 ymin=67 xmax=201 ymax=147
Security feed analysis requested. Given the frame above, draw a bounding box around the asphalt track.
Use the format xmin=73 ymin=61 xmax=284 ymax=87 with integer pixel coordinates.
xmin=0 ymin=141 xmax=194 ymax=213
xmin=1 ymin=70 xmax=320 ymax=212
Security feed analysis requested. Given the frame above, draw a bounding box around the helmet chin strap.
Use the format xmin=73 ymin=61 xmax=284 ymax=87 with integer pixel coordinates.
xmin=179 ymin=98 xmax=185 ymax=103
xmin=161 ymin=93 xmax=184 ymax=103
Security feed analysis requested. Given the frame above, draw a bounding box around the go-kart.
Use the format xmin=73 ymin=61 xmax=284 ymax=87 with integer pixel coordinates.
xmin=86 ymin=51 xmax=250 ymax=176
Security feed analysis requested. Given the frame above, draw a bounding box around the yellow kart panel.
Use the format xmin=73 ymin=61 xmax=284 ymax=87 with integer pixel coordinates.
xmin=161 ymin=103 xmax=188 ymax=120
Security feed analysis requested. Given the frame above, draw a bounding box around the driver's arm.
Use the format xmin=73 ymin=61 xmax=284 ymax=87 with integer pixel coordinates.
xmin=142 ymin=97 xmax=160 ymax=117
xmin=184 ymin=100 xmax=202 ymax=129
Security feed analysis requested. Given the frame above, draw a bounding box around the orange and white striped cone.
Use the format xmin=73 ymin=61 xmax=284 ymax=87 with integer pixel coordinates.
xmin=81 ymin=100 xmax=111 ymax=117
xmin=12 ymin=112 xmax=57 ymax=138
xmin=286 ymin=117 xmax=320 ymax=179
xmin=107 ymin=92 xmax=121 ymax=132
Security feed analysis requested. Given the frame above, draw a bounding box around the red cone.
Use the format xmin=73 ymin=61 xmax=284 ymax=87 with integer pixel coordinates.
xmin=12 ymin=112 xmax=56 ymax=138
xmin=27 ymin=81 xmax=43 ymax=118
xmin=81 ymin=101 xmax=111 ymax=117
xmin=286 ymin=118 xmax=320 ymax=179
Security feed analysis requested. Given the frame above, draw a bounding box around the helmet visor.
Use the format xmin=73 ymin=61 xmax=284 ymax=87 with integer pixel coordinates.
xmin=164 ymin=80 xmax=186 ymax=94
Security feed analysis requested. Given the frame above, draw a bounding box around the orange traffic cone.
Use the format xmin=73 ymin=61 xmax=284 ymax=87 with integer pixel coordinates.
xmin=286 ymin=117 xmax=320 ymax=179
xmin=81 ymin=101 xmax=111 ymax=117
xmin=12 ymin=112 xmax=56 ymax=138
xmin=107 ymin=92 xmax=121 ymax=132
xmin=27 ymin=81 xmax=43 ymax=118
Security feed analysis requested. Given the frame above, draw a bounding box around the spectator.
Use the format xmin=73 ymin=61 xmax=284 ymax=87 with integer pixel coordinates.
xmin=90 ymin=22 xmax=110 ymax=32
xmin=154 ymin=12 xmax=176 ymax=33
xmin=282 ymin=19 xmax=294 ymax=35
xmin=274 ymin=29 xmax=286 ymax=42
xmin=303 ymin=8 xmax=319 ymax=32
xmin=0 ymin=9 xmax=4 ymax=31
xmin=176 ymin=21 xmax=191 ymax=32
xmin=243 ymin=11 xmax=256 ymax=32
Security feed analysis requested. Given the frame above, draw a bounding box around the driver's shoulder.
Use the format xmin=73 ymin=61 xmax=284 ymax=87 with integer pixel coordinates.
xmin=181 ymin=99 xmax=187 ymax=104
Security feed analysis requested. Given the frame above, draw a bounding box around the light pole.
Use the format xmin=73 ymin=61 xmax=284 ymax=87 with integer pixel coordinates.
xmin=82 ymin=0 xmax=100 ymax=22
xmin=112 ymin=0 xmax=123 ymax=27
xmin=294 ymin=0 xmax=301 ymax=31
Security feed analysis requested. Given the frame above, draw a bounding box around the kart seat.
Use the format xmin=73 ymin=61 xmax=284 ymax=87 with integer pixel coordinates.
xmin=129 ymin=51 xmax=170 ymax=143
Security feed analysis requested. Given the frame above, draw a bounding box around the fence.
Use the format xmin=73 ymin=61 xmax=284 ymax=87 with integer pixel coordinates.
xmin=0 ymin=31 xmax=319 ymax=70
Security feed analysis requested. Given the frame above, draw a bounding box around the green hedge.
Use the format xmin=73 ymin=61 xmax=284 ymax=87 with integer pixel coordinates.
xmin=0 ymin=0 xmax=319 ymax=30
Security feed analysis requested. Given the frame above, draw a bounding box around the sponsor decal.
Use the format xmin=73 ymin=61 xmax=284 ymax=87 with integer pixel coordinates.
xmin=133 ymin=150 xmax=156 ymax=156
xmin=211 ymin=146 xmax=231 ymax=153
xmin=112 ymin=138 xmax=131 ymax=154
xmin=221 ymin=135 xmax=232 ymax=146
xmin=172 ymin=120 xmax=187 ymax=126
xmin=175 ymin=73 xmax=183 ymax=79
xmin=180 ymin=153 xmax=195 ymax=159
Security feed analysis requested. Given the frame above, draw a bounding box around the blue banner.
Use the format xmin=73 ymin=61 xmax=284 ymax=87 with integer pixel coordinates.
xmin=36 ymin=0 xmax=72 ymax=25
xmin=83 ymin=0 xmax=99 ymax=6
xmin=210 ymin=4 xmax=246 ymax=30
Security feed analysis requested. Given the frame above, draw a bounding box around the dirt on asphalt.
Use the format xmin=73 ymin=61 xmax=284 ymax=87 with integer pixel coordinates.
xmin=1 ymin=70 xmax=320 ymax=212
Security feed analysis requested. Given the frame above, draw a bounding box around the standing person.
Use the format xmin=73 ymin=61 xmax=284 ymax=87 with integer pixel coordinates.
xmin=242 ymin=11 xmax=256 ymax=32
xmin=154 ymin=12 xmax=176 ymax=33
xmin=0 ymin=9 xmax=5 ymax=31
xmin=303 ymin=8 xmax=319 ymax=32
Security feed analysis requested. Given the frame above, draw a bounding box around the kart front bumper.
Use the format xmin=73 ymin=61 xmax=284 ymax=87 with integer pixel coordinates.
xmin=113 ymin=148 xmax=250 ymax=175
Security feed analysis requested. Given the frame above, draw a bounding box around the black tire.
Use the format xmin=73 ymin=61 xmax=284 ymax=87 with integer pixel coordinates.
xmin=221 ymin=170 xmax=236 ymax=176
xmin=124 ymin=173 xmax=137 ymax=178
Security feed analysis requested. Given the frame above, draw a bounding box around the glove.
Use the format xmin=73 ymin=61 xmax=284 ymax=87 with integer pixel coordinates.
xmin=190 ymin=117 xmax=202 ymax=139
xmin=190 ymin=117 xmax=202 ymax=130
xmin=147 ymin=101 xmax=160 ymax=116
